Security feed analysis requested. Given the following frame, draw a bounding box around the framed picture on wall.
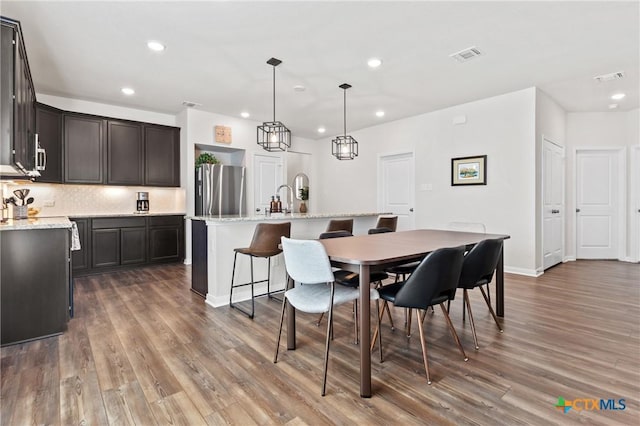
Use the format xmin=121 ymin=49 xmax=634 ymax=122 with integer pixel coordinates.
xmin=451 ymin=155 xmax=487 ymax=186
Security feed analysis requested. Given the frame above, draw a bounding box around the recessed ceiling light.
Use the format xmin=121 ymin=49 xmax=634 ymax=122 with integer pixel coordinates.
xmin=367 ymin=58 xmax=382 ymax=68
xmin=147 ymin=40 xmax=165 ymax=52
xmin=121 ymin=87 xmax=135 ymax=96
xmin=608 ymin=104 xmax=619 ymax=109
xmin=293 ymin=85 xmax=306 ymax=92
xmin=317 ymin=127 xmax=326 ymax=134
xmin=611 ymin=93 xmax=625 ymax=100
xmin=375 ymin=111 xmax=385 ymax=117
xmin=241 ymin=112 xmax=250 ymax=118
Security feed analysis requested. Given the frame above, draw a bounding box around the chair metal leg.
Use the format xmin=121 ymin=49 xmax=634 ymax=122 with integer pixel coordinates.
xmin=376 ymin=300 xmax=383 ymax=362
xmin=229 ymin=252 xmax=239 ymax=306
xmin=353 ymin=300 xmax=359 ymax=344
xmin=316 ymin=312 xmax=324 ymax=327
xmin=416 ymin=309 xmax=432 ymax=384
xmin=406 ymin=309 xmax=412 ymax=338
xmin=371 ymin=300 xmax=387 ymax=353
xmin=479 ymin=286 xmax=503 ymax=332
xmin=250 ymin=257 xmax=255 ymax=317
xmin=439 ymin=303 xmax=468 ymax=361
xmin=322 ymin=284 xmax=336 ymax=396
xmin=462 ymin=295 xmax=466 ymax=322
xmin=383 ymin=301 xmax=395 ymax=331
xmin=274 ymin=297 xmax=288 ymax=363
xmin=463 ymin=290 xmax=480 ymax=350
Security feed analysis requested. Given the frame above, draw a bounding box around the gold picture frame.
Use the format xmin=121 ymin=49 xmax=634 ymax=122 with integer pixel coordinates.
xmin=451 ymin=155 xmax=487 ymax=186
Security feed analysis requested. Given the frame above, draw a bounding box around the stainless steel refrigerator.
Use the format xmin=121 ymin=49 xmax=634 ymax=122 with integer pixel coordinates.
xmin=195 ymin=164 xmax=246 ymax=216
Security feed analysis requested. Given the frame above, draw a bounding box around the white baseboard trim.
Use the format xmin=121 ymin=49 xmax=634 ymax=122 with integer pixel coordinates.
xmin=504 ymin=267 xmax=542 ymax=277
xmin=183 ymin=258 xmax=192 ymax=265
xmin=563 ymin=256 xmax=576 ymax=262
xmin=205 ymin=282 xmax=287 ymax=309
xmin=620 ymin=257 xmax=639 ymax=263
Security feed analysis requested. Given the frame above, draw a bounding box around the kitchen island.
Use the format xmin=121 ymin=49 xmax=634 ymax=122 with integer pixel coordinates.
xmin=188 ymin=212 xmax=383 ymax=308
xmin=0 ymin=217 xmax=72 ymax=345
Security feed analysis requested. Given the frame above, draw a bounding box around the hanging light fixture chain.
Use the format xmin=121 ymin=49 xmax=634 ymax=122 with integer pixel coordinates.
xmin=343 ymin=88 xmax=347 ymax=137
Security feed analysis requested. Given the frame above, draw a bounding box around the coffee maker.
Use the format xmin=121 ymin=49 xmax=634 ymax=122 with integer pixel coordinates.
xmin=136 ymin=192 xmax=149 ymax=213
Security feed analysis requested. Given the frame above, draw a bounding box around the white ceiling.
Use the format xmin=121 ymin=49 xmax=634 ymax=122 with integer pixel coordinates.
xmin=3 ymin=1 xmax=638 ymax=139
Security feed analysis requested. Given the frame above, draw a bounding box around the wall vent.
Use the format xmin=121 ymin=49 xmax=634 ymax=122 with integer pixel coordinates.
xmin=450 ymin=46 xmax=482 ymax=62
xmin=182 ymin=100 xmax=202 ymax=108
xmin=593 ymin=71 xmax=625 ymax=82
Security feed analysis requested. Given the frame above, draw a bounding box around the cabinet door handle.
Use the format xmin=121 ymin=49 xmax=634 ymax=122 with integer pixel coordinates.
xmin=409 ymin=208 xmax=414 ymax=212
xmin=576 ymin=208 xmax=581 ymax=213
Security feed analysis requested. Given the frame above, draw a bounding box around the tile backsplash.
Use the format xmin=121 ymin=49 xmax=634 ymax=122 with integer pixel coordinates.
xmin=2 ymin=182 xmax=185 ymax=217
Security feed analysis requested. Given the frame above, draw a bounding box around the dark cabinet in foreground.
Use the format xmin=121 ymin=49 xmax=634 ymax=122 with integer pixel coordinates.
xmin=70 ymin=215 xmax=184 ymax=276
xmin=1 ymin=228 xmax=70 ymax=346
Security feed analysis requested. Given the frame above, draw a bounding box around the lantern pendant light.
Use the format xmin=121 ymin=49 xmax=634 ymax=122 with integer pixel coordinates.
xmin=257 ymin=57 xmax=291 ymax=152
xmin=332 ymin=83 xmax=358 ymax=160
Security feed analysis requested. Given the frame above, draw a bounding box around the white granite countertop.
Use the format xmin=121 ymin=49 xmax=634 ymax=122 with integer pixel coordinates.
xmin=188 ymin=212 xmax=388 ymax=223
xmin=67 ymin=212 xmax=185 ymax=218
xmin=0 ymin=216 xmax=73 ymax=231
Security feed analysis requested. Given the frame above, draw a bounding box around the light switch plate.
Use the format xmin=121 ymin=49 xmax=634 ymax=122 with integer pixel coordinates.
xmin=44 ymin=200 xmax=55 ymax=207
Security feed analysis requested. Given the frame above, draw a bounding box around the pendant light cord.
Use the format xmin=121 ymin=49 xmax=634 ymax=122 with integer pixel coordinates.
xmin=343 ymin=88 xmax=347 ymax=137
xmin=272 ymin=65 xmax=276 ymax=122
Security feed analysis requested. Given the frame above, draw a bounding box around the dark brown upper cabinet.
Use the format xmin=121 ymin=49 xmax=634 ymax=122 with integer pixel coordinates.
xmin=1 ymin=18 xmax=36 ymax=175
xmin=35 ymin=103 xmax=63 ymax=183
xmin=64 ymin=114 xmax=105 ymax=184
xmin=107 ymin=120 xmax=143 ymax=185
xmin=144 ymin=125 xmax=180 ymax=187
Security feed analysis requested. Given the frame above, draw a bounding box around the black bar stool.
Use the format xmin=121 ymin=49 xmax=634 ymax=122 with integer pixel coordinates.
xmin=230 ymin=222 xmax=291 ymax=319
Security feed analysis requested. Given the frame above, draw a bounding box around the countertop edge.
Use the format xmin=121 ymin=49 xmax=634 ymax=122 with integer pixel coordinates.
xmin=187 ymin=212 xmax=390 ymax=223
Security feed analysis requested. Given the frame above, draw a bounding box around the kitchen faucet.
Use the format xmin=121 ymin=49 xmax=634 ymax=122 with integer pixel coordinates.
xmin=276 ymin=184 xmax=294 ymax=213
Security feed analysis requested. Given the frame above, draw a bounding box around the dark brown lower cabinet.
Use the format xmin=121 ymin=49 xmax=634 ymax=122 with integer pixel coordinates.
xmin=191 ymin=219 xmax=208 ymax=297
xmin=70 ymin=218 xmax=89 ymax=272
xmin=149 ymin=215 xmax=184 ymax=263
xmin=121 ymin=227 xmax=147 ymax=265
xmin=1 ymin=227 xmax=70 ymax=346
xmin=92 ymin=228 xmax=120 ymax=268
xmin=72 ymin=215 xmax=183 ymax=276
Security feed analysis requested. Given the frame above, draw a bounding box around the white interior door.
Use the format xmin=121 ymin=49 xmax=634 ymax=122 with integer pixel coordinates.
xmin=634 ymin=146 xmax=640 ymax=262
xmin=542 ymin=139 xmax=565 ymax=269
xmin=576 ymin=149 xmax=620 ymax=259
xmin=378 ymin=152 xmax=415 ymax=230
xmin=253 ymin=153 xmax=283 ymax=214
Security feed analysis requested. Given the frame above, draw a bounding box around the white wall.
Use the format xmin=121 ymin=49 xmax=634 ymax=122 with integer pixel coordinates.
xmin=535 ymin=89 xmax=567 ymax=271
xmin=565 ymin=109 xmax=639 ymax=261
xmin=313 ymin=88 xmax=538 ymax=274
xmin=180 ymin=108 xmax=315 ymax=263
xmin=36 ymin=93 xmax=177 ymax=126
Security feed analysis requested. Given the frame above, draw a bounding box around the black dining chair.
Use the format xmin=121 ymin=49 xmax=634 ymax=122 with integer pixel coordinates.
xmin=371 ymin=246 xmax=467 ymax=384
xmin=456 ymin=238 xmax=504 ymax=350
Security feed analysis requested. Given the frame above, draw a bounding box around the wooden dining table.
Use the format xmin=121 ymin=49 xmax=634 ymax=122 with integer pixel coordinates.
xmin=285 ymin=228 xmax=510 ymax=398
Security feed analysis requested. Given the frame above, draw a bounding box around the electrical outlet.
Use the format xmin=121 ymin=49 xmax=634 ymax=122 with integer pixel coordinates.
xmin=43 ymin=200 xmax=55 ymax=207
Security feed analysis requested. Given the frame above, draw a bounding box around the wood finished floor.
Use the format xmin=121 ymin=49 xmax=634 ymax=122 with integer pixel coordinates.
xmin=1 ymin=260 xmax=639 ymax=425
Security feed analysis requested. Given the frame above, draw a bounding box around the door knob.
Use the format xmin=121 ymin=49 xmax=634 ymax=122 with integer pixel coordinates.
xmin=576 ymin=208 xmax=581 ymax=213
xmin=256 ymin=208 xmax=261 ymax=212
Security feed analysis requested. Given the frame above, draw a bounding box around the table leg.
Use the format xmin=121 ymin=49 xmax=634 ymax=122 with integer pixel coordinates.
xmin=359 ymin=264 xmax=371 ymax=397
xmin=286 ymin=277 xmax=296 ymax=350
xmin=496 ymin=248 xmax=504 ymax=317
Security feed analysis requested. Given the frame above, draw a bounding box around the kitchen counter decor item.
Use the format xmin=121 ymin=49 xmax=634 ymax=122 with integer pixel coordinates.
xmin=13 ymin=205 xmax=27 ymax=219
xmin=195 ymin=152 xmax=219 ymax=167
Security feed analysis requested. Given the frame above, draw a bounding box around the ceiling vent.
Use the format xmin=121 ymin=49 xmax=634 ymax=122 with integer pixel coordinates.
xmin=593 ymin=71 xmax=625 ymax=82
xmin=182 ymin=100 xmax=202 ymax=108
xmin=450 ymin=46 xmax=482 ymax=62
